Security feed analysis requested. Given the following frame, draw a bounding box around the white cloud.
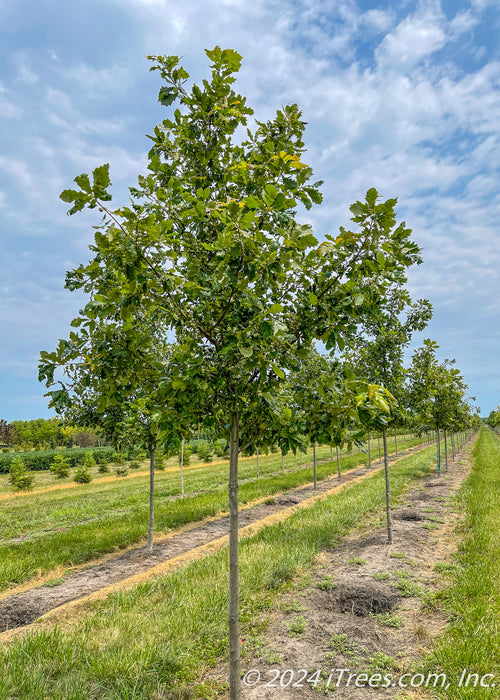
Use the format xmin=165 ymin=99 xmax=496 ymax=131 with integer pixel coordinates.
xmin=360 ymin=8 xmax=395 ymax=33
xmin=375 ymin=3 xmax=447 ymax=70
xmin=0 ymin=0 xmax=499 ymax=412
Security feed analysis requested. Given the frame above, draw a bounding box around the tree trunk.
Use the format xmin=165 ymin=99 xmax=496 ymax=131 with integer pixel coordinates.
xmin=382 ymin=427 xmax=393 ymax=544
xmin=394 ymin=427 xmax=398 ymax=457
xmin=313 ymin=443 xmax=317 ymax=490
xmin=147 ymin=442 xmax=155 ymax=554
xmin=451 ymin=432 xmax=455 ymax=460
xmin=336 ymin=444 xmax=341 ymax=482
xmin=256 ymin=446 xmax=259 ymax=478
xmin=228 ymin=412 xmax=240 ymax=700
xmin=180 ymin=438 xmax=184 ymax=497
xmin=281 ymin=451 xmax=284 ymax=471
xmin=436 ymin=426 xmax=441 ymax=476
xmin=444 ymin=431 xmax=448 ymax=472
xmin=367 ymin=430 xmax=371 ymax=468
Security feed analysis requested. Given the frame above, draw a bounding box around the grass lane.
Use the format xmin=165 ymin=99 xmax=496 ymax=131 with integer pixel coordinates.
xmin=0 ymin=438 xmax=423 ymax=592
xmin=0 ymin=443 xmax=440 ymax=699
xmin=425 ymin=427 xmax=500 ymax=698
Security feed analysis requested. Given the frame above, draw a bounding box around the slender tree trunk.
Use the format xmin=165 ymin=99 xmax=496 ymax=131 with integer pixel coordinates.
xmin=444 ymin=431 xmax=448 ymax=472
xmin=180 ymin=438 xmax=184 ymax=497
xmin=281 ymin=451 xmax=284 ymax=471
xmin=394 ymin=427 xmax=398 ymax=457
xmin=313 ymin=443 xmax=317 ymax=490
xmin=367 ymin=430 xmax=371 ymax=468
xmin=256 ymin=446 xmax=259 ymax=478
xmin=336 ymin=444 xmax=341 ymax=482
xmin=436 ymin=426 xmax=441 ymax=476
xmin=451 ymin=433 xmax=455 ymax=460
xmin=382 ymin=427 xmax=393 ymax=544
xmin=147 ymin=442 xmax=155 ymax=554
xmin=228 ymin=412 xmax=240 ymax=700
xmin=330 ymin=445 xmax=333 ymax=460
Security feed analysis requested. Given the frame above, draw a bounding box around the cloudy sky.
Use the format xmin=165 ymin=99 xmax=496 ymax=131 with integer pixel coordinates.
xmin=0 ymin=0 xmax=498 ymax=420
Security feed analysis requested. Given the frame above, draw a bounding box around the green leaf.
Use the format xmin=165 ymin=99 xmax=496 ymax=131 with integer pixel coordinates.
xmin=268 ymin=303 xmax=283 ymax=314
xmin=172 ymin=379 xmax=186 ymax=390
xmin=271 ymin=363 xmax=285 ymax=379
xmin=92 ymin=164 xmax=110 ymax=190
xmin=158 ymin=87 xmax=177 ymax=106
xmin=239 ymin=346 xmax=253 ymax=358
xmin=74 ymin=174 xmax=92 ymax=193
xmin=60 ymin=189 xmax=81 ymax=203
xmin=350 ymin=202 xmax=364 ymax=217
xmin=262 ymin=321 xmax=273 ymax=340
xmin=366 ymin=188 xmax=379 ymax=207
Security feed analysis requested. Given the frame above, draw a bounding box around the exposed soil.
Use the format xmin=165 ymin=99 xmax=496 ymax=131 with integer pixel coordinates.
xmin=219 ymin=443 xmax=473 ymax=700
xmin=0 ymin=449 xmax=420 ymax=634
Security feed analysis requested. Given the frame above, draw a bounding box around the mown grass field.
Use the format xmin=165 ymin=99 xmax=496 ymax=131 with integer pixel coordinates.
xmin=0 ymin=442 xmax=440 ymax=699
xmin=426 ymin=427 xmax=500 ymax=698
xmin=0 ymin=437 xmax=423 ymax=593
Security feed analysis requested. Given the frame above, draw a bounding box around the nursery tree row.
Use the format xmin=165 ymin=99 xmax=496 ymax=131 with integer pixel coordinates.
xmin=39 ymin=47 xmax=478 ymax=700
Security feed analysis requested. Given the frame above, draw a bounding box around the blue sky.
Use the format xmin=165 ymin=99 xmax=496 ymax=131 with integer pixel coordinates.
xmin=0 ymin=0 xmax=498 ymax=420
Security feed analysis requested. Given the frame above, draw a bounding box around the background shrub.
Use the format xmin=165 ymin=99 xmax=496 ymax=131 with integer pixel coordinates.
xmin=214 ymin=439 xmax=228 ymax=458
xmin=74 ymin=465 xmax=92 ymax=483
xmin=154 ymin=454 xmax=166 ymax=471
xmin=0 ymin=446 xmax=114 ymax=473
xmin=50 ymin=454 xmax=70 ymax=479
xmin=9 ymin=457 xmax=35 ymax=491
xmin=196 ymin=441 xmax=213 ymax=463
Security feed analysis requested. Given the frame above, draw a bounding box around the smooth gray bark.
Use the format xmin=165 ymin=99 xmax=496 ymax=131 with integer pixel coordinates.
xmin=382 ymin=427 xmax=393 ymax=544
xmin=180 ymin=438 xmax=184 ymax=497
xmin=313 ymin=443 xmax=317 ymax=489
xmin=228 ymin=412 xmax=240 ymax=700
xmin=444 ymin=430 xmax=448 ymax=472
xmin=336 ymin=444 xmax=341 ymax=482
xmin=147 ymin=443 xmax=155 ymax=553
xmin=436 ymin=426 xmax=441 ymax=476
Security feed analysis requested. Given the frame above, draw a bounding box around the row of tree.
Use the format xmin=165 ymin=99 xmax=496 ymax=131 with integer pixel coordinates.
xmin=486 ymin=406 xmax=500 ymax=431
xmin=0 ymin=418 xmax=98 ymax=450
xmin=38 ymin=48 xmax=478 ymax=699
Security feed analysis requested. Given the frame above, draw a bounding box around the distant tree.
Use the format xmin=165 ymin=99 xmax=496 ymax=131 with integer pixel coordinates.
xmin=407 ymin=340 xmax=475 ymax=472
xmin=344 ymin=286 xmax=432 ymax=543
xmin=73 ymin=430 xmax=97 ymax=448
xmin=0 ymin=420 xmax=13 ymax=445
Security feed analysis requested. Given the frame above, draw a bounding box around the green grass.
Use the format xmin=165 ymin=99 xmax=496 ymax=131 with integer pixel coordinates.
xmin=0 ymin=444 xmax=439 ymax=699
xmin=0 ymin=438 xmax=422 ymax=592
xmin=423 ymin=428 xmax=500 ymax=698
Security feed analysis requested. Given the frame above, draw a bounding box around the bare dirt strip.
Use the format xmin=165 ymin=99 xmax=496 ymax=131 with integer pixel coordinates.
xmin=0 ymin=447 xmax=423 ymax=639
